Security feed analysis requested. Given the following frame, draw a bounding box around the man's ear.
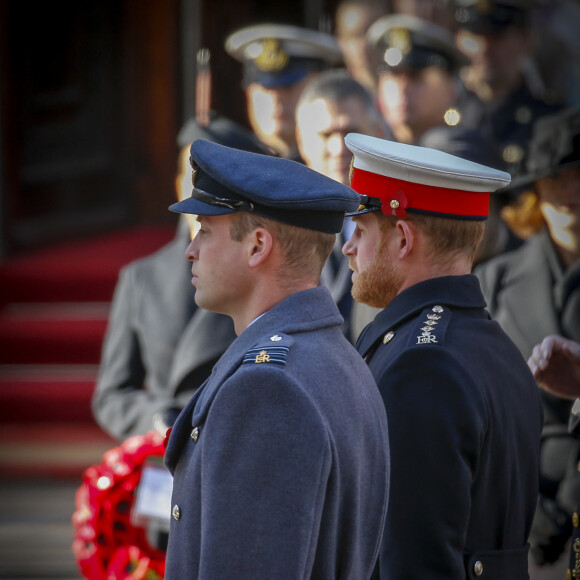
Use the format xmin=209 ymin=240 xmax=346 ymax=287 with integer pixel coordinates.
xmin=247 ymin=227 xmax=274 ymax=268
xmin=395 ymin=219 xmax=415 ymax=260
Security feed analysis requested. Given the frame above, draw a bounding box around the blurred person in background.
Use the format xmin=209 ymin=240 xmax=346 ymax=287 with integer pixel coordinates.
xmin=454 ymin=0 xmax=562 ymax=175
xmin=225 ymin=24 xmax=343 ymax=161
xmin=295 ymin=68 xmax=390 ymax=341
xmin=475 ymin=107 xmax=580 ymax=577
xmin=334 ymin=0 xmax=391 ymax=95
xmin=367 ymin=13 xmax=486 ymax=146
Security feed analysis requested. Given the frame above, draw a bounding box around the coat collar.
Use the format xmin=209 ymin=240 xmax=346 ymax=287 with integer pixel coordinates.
xmin=164 ymin=286 xmax=342 ymax=473
xmin=357 ymin=274 xmax=485 ymax=357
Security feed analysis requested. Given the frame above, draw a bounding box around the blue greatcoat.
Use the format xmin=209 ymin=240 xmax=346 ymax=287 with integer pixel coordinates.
xmin=356 ymin=275 xmax=543 ymax=580
xmin=164 ymin=286 xmax=390 ymax=580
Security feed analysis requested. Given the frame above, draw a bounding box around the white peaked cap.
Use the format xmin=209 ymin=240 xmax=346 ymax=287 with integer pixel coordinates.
xmin=345 ymin=133 xmax=511 ymax=219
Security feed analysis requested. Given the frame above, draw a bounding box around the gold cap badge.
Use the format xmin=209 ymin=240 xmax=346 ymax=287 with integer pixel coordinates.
xmin=255 ymin=38 xmax=289 ymax=73
xmin=389 ymin=28 xmax=412 ymax=55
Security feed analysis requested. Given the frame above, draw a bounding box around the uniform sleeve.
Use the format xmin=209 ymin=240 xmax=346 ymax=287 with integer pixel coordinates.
xmin=196 ymin=365 xmax=331 ymax=579
xmin=92 ymin=266 xmax=174 ymax=440
xmin=377 ymin=347 xmax=487 ymax=579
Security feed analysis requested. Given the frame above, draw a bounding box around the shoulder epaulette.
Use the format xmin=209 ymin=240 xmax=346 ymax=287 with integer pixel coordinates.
xmin=242 ymin=333 xmax=293 ymax=367
xmin=407 ymin=304 xmax=451 ymax=348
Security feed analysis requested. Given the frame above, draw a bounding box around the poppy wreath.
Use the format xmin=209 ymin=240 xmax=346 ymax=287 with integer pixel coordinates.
xmin=72 ymin=430 xmax=167 ymax=579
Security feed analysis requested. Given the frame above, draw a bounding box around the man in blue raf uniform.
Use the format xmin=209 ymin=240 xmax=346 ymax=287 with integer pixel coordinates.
xmin=163 ymin=139 xmax=390 ymax=579
xmin=342 ymin=133 xmax=543 ymax=579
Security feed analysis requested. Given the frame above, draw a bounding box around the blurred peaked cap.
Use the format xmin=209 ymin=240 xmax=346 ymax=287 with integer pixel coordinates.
xmin=345 ymin=133 xmax=511 ymax=220
xmin=509 ymin=106 xmax=580 ymax=190
xmin=367 ymin=14 xmax=469 ymax=74
xmin=177 ymin=113 xmax=274 ymax=155
xmin=225 ymin=24 xmax=343 ymax=88
xmin=454 ymin=0 xmax=537 ymax=32
xmin=169 ymin=139 xmax=360 ymax=233
xmin=417 ymin=125 xmax=506 ymax=171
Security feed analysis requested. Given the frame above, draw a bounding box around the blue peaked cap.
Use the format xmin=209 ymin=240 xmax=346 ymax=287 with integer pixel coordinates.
xmin=169 ymin=139 xmax=360 ymax=234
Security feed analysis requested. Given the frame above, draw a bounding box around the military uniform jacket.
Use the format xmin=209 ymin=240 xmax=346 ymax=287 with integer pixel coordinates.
xmin=164 ymin=286 xmax=390 ymax=580
xmin=356 ymin=274 xmax=542 ymax=580
xmin=93 ymin=222 xmax=236 ymax=440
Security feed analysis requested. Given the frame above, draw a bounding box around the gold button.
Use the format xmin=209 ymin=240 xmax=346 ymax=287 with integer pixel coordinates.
xmin=191 ymin=426 xmax=199 ymax=442
xmin=473 ymin=561 xmax=483 ymax=576
xmin=567 ymin=569 xmax=572 ymax=580
xmin=390 ymin=200 xmax=400 ymax=209
xmin=574 ymin=513 xmax=580 ymax=528
xmin=172 ymin=504 xmax=181 ymax=520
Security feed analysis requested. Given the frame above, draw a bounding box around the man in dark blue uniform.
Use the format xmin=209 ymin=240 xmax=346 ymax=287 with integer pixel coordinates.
xmin=454 ymin=0 xmax=562 ymax=175
xmin=225 ymin=24 xmax=343 ymax=162
xmin=163 ymin=140 xmax=390 ymax=579
xmin=366 ymin=13 xmax=488 ymax=146
xmin=342 ymin=133 xmax=543 ymax=579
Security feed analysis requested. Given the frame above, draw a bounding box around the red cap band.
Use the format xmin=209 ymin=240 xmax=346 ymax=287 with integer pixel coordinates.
xmin=351 ymin=167 xmax=490 ymax=219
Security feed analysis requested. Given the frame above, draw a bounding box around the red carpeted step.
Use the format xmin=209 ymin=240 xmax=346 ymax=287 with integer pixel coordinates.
xmin=0 ymin=303 xmax=110 ymax=365
xmin=0 ymin=364 xmax=99 ymax=423
xmin=0 ymin=224 xmax=176 ymax=306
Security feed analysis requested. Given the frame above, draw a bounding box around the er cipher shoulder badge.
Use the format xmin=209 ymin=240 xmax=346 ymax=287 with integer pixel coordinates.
xmin=243 ymin=334 xmax=291 ymax=366
xmin=416 ymin=305 xmax=444 ymax=345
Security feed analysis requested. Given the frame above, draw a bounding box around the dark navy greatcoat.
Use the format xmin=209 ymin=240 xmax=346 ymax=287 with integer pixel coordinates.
xmin=356 ymin=274 xmax=542 ymax=580
xmin=164 ymin=286 xmax=390 ymax=580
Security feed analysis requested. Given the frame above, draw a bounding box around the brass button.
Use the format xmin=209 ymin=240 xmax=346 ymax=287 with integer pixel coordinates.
xmin=191 ymin=426 xmax=200 ymax=442
xmin=574 ymin=513 xmax=580 ymax=528
xmin=172 ymin=504 xmax=181 ymax=520
xmin=473 ymin=560 xmax=483 ymax=576
xmin=566 ymin=569 xmax=572 ymax=580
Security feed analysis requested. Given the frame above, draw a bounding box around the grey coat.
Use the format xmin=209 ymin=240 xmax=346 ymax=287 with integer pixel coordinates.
xmin=164 ymin=286 xmax=390 ymax=580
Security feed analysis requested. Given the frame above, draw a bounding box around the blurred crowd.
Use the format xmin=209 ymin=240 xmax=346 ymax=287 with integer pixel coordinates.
xmin=88 ymin=1 xmax=580 ymax=578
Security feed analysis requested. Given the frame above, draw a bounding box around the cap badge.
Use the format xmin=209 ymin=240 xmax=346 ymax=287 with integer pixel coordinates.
xmin=270 ymin=335 xmax=282 ymax=342
xmin=255 ymin=38 xmax=289 ymax=73
xmin=389 ymin=28 xmax=412 ymax=55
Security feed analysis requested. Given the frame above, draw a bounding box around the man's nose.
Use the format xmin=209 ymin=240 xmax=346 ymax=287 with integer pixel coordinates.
xmin=185 ymin=236 xmax=199 ymax=261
